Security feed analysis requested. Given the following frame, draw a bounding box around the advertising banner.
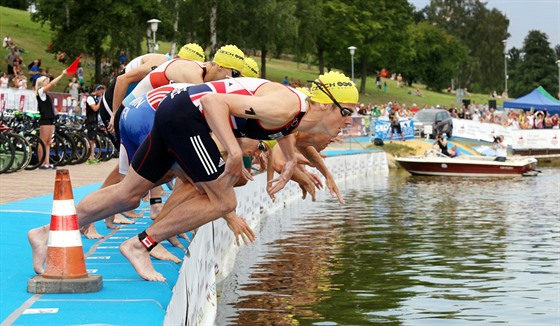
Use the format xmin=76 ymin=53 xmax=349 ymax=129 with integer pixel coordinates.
xmin=373 ymin=119 xmax=415 ymax=141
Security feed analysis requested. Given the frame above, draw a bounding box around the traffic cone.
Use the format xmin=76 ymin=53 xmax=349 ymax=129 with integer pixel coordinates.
xmin=28 ymin=169 xmax=102 ymax=293
xmin=43 ymin=169 xmax=86 ymax=278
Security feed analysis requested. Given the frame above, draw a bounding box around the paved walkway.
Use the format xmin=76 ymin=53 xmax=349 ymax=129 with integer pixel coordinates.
xmin=0 ymin=160 xmax=117 ymax=204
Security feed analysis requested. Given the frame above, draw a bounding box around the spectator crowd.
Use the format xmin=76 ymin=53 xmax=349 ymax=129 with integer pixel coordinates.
xmin=356 ymin=101 xmax=559 ymax=130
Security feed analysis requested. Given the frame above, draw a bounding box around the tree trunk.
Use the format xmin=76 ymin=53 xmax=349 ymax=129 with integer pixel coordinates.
xmin=359 ymin=57 xmax=367 ymax=94
xmin=95 ymin=55 xmax=102 ymax=84
xmin=260 ymin=48 xmax=268 ymax=79
xmin=170 ymin=0 xmax=180 ymax=56
xmin=317 ymin=47 xmax=324 ymax=75
xmin=210 ymin=0 xmax=217 ymax=52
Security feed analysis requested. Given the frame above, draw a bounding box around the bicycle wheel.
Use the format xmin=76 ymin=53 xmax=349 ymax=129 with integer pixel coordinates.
xmin=24 ymin=132 xmax=46 ymax=170
xmin=56 ymin=132 xmax=77 ymax=166
xmin=71 ymin=132 xmax=90 ymax=165
xmin=6 ymin=132 xmax=31 ymax=173
xmin=99 ymin=133 xmax=115 ymax=162
xmin=49 ymin=133 xmax=66 ymax=167
xmin=0 ymin=133 xmax=15 ymax=174
xmin=93 ymin=135 xmax=103 ymax=160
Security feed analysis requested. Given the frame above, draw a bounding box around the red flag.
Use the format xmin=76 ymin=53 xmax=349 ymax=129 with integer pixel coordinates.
xmin=66 ymin=56 xmax=81 ymax=75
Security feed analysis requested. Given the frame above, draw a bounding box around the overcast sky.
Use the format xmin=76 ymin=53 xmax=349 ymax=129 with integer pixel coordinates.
xmin=409 ymin=0 xmax=560 ymax=50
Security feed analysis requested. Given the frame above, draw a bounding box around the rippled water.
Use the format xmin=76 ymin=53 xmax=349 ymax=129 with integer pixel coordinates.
xmin=218 ymin=168 xmax=560 ymax=326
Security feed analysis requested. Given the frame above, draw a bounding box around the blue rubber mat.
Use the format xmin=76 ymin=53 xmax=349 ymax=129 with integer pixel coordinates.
xmin=0 ymin=183 xmax=189 ymax=325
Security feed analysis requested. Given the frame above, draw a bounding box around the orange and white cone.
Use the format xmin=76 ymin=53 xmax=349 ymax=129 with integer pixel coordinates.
xmin=43 ymin=169 xmax=87 ymax=279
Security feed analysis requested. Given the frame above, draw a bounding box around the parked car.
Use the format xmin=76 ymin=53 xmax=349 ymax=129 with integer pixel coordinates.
xmin=412 ymin=109 xmax=453 ymax=139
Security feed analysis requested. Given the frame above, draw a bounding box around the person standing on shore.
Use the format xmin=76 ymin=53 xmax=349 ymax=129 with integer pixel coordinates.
xmin=84 ymin=85 xmax=105 ymax=163
xmin=36 ymin=70 xmax=67 ymax=169
xmin=389 ymin=108 xmax=405 ymax=142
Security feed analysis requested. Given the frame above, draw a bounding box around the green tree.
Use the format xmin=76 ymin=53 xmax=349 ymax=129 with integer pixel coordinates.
xmin=424 ymin=0 xmax=509 ymax=93
xmin=508 ymin=30 xmax=557 ymax=98
xmin=292 ymin=0 xmax=321 ymax=66
xmin=240 ymin=0 xmax=298 ymax=78
xmin=317 ymin=0 xmax=413 ymax=93
xmin=404 ymin=22 xmax=468 ymax=91
xmin=30 ymin=0 xmax=170 ymax=83
xmin=0 ymin=0 xmax=28 ymax=10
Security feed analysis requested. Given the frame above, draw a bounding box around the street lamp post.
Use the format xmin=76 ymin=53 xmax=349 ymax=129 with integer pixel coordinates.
xmin=147 ymin=19 xmax=161 ymax=53
xmin=347 ymin=46 xmax=357 ymax=84
xmin=503 ymin=39 xmax=508 ymax=98
xmin=504 ymin=54 xmax=509 ymax=98
xmin=556 ymin=60 xmax=560 ymax=100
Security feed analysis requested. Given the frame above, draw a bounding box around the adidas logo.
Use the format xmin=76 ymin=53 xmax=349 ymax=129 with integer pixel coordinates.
xmin=218 ymin=157 xmax=225 ymax=168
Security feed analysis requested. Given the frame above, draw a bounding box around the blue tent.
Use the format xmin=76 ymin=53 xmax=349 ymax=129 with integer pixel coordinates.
xmin=503 ymin=86 xmax=560 ymax=115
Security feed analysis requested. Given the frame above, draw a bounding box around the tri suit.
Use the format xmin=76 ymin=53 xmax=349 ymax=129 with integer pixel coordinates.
xmin=119 ymin=83 xmax=191 ymax=174
xmin=121 ymin=58 xmax=204 ymax=108
xmin=98 ymin=53 xmax=173 ymax=147
xmin=130 ymin=77 xmax=308 ymax=183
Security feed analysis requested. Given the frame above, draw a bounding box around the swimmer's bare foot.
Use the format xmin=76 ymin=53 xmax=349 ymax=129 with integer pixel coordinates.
xmin=80 ymin=223 xmax=104 ymax=239
xmin=150 ymin=244 xmax=182 ymax=263
xmin=120 ymin=237 xmax=166 ymax=282
xmin=28 ymin=225 xmax=49 ymax=274
xmin=121 ymin=210 xmax=142 ymax=219
xmin=150 ymin=203 xmax=162 ymax=220
xmin=114 ymin=214 xmax=135 ymax=225
xmin=105 ymin=215 xmax=116 ymax=229
xmin=167 ymin=236 xmax=185 ymax=251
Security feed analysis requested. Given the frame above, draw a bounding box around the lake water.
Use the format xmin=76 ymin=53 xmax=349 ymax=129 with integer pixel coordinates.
xmin=218 ymin=167 xmax=560 ymax=326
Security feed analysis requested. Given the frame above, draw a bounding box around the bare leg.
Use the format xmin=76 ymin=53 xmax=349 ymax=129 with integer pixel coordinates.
xmin=80 ymin=223 xmax=104 ymax=239
xmin=38 ymin=125 xmax=54 ymax=167
xmin=101 ymin=165 xmax=142 ymax=219
xmin=120 ymin=238 xmax=166 ymax=281
xmin=77 ymin=168 xmax=154 ymax=226
xmin=167 ymin=236 xmax=185 ymax=250
xmin=151 ymin=178 xmax=197 ymax=244
xmin=82 ymin=164 xmax=130 ymax=235
xmin=28 ymin=225 xmax=49 ymax=274
xmin=113 ymin=214 xmax=135 ymax=224
xmin=152 ymin=180 xmax=197 ymax=224
xmin=149 ymin=186 xmax=164 ymax=220
xmin=29 ymin=168 xmax=155 ymax=274
xmin=149 ymin=244 xmax=182 ymax=263
xmin=121 ymin=209 xmax=143 ymax=219
xmin=120 ymin=178 xmax=236 ymax=282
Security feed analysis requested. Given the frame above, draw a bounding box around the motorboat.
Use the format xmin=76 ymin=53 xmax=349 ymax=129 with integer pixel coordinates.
xmin=396 ymin=151 xmax=538 ymax=177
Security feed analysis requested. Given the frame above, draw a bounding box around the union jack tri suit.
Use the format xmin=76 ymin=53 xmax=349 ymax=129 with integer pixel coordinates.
xmin=131 ymin=77 xmax=309 ymax=183
xmin=119 ymin=83 xmax=191 ymax=175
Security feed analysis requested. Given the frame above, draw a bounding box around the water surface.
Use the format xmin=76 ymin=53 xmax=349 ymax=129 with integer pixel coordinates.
xmin=219 ymin=168 xmax=560 ymax=325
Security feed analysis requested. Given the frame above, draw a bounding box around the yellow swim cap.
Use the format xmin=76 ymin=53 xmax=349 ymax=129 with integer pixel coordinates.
xmin=262 ymin=140 xmax=278 ymax=150
xmin=242 ymin=57 xmax=259 ymax=77
xmin=212 ymin=44 xmax=245 ymax=71
xmin=295 ymin=87 xmax=311 ymax=97
xmin=177 ymin=43 xmax=205 ymax=61
xmin=309 ymin=71 xmax=359 ymax=105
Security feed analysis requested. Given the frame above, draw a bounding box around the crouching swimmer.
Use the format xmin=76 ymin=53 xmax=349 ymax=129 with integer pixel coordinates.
xmin=29 ymin=71 xmax=359 ymax=281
